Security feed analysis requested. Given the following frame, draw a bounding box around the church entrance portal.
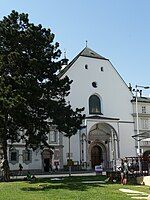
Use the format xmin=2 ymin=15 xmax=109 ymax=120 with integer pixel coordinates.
xmin=88 ymin=122 xmax=119 ymax=169
xmin=42 ymin=149 xmax=53 ymax=172
xmin=44 ymin=158 xmax=50 ymax=172
xmin=91 ymin=145 xmax=103 ymax=168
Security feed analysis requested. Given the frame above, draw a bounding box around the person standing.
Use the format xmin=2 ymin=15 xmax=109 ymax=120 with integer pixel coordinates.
xmin=122 ymin=159 xmax=129 ymax=185
xmin=120 ymin=159 xmax=124 ymax=184
xmin=19 ymin=164 xmax=23 ymax=175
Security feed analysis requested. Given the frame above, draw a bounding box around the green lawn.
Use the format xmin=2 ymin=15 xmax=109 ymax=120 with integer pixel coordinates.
xmin=0 ymin=175 xmax=149 ymax=200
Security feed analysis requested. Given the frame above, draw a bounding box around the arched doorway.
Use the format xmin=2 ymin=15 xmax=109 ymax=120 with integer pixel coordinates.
xmin=88 ymin=122 xmax=119 ymax=169
xmin=42 ymin=149 xmax=53 ymax=172
xmin=91 ymin=145 xmax=103 ymax=168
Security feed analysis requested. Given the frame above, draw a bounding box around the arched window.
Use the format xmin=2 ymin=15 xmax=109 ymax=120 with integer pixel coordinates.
xmin=89 ymin=95 xmax=102 ymax=115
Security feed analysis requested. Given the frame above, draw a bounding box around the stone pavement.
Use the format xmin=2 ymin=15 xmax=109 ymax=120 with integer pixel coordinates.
xmin=11 ymin=171 xmax=96 ymax=179
xmin=119 ymin=188 xmax=149 ymax=199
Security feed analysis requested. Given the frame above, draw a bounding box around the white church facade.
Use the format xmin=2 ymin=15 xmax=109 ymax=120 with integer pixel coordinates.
xmin=60 ymin=47 xmax=135 ymax=171
xmin=5 ymin=47 xmax=150 ymax=174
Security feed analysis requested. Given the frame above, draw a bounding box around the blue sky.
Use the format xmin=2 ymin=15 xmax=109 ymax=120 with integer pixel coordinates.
xmin=1 ymin=0 xmax=150 ymax=96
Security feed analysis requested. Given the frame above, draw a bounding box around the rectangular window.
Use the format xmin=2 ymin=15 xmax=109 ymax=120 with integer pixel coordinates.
xmin=9 ymin=150 xmax=19 ymax=164
xmin=141 ymin=119 xmax=149 ymax=129
xmin=142 ymin=106 xmax=146 ymax=113
xmin=11 ymin=152 xmax=17 ymax=161
xmin=24 ymin=150 xmax=30 ymax=161
xmin=49 ymin=130 xmax=57 ymax=143
xmin=23 ymin=150 xmax=32 ymax=163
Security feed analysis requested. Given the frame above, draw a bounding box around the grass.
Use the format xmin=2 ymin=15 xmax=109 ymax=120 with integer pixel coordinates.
xmin=0 ymin=175 xmax=149 ymax=200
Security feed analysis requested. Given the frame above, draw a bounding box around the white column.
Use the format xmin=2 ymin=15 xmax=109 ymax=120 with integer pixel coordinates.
xmin=83 ymin=137 xmax=86 ymax=161
xmin=111 ymin=129 xmax=115 ymax=171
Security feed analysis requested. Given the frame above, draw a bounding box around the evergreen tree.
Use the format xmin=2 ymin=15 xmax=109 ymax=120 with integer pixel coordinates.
xmin=0 ymin=10 xmax=85 ymax=181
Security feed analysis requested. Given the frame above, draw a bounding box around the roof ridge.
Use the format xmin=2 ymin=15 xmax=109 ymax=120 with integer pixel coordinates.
xmin=80 ymin=47 xmax=108 ymax=60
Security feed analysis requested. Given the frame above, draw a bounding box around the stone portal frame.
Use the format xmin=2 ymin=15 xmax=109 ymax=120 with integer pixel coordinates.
xmin=87 ymin=122 xmax=119 ymax=169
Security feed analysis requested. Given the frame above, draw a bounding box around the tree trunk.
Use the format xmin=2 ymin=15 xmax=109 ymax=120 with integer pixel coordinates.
xmin=2 ymin=140 xmax=10 ymax=182
xmin=68 ymin=136 xmax=71 ymax=177
xmin=2 ymin=160 xmax=10 ymax=182
xmin=1 ymin=114 xmax=10 ymax=182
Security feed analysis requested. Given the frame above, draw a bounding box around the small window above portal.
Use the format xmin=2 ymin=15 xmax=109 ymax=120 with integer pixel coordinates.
xmin=85 ymin=64 xmax=88 ymax=69
xmin=92 ymin=82 xmax=97 ymax=88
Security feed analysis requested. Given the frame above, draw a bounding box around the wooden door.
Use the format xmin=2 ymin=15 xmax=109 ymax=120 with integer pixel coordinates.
xmin=91 ymin=145 xmax=103 ymax=168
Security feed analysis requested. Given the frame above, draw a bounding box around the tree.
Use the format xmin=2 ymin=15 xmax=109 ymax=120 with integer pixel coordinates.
xmin=0 ymin=10 xmax=85 ymax=181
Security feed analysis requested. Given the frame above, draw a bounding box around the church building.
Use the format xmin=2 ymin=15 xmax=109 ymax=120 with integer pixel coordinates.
xmin=5 ymin=46 xmax=141 ymax=174
xmin=60 ymin=47 xmax=135 ymax=171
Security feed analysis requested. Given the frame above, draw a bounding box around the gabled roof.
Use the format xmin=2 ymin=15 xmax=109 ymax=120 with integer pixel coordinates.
xmin=58 ymin=47 xmax=108 ymax=77
xmin=131 ymin=96 xmax=150 ymax=103
xmin=80 ymin=47 xmax=108 ymax=60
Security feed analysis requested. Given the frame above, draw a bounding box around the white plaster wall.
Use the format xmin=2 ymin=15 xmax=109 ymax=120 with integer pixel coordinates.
xmin=119 ymin=123 xmax=135 ymax=157
xmin=65 ymin=57 xmax=133 ymax=120
xmin=62 ymin=55 xmax=135 ymax=161
xmin=62 ymin=132 xmax=81 ymax=165
xmin=9 ymin=148 xmax=42 ymax=171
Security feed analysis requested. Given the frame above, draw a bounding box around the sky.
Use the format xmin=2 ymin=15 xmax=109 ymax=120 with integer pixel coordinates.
xmin=1 ymin=0 xmax=150 ymax=96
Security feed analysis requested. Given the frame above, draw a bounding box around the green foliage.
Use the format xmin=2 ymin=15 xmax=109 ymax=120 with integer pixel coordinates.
xmin=53 ymin=104 xmax=85 ymax=138
xmin=0 ymin=10 xmax=85 ymax=180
